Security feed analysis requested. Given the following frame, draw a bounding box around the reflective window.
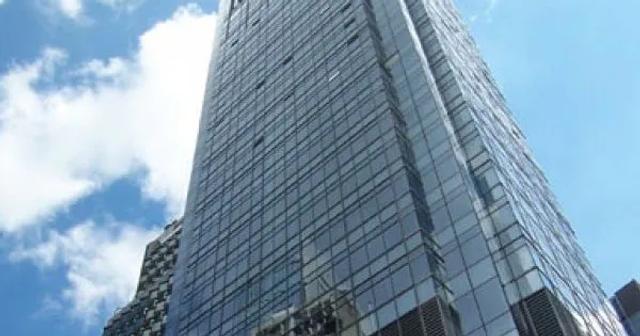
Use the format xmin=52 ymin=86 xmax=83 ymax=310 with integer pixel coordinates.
xmin=475 ymin=278 xmax=509 ymax=322
xmin=444 ymin=248 xmax=465 ymax=276
xmin=396 ymin=290 xmax=417 ymax=316
xmin=461 ymin=234 xmax=489 ymax=266
xmin=392 ymin=265 xmax=412 ymax=293
xmin=469 ymin=257 xmax=496 ymax=288
xmin=377 ymin=301 xmax=398 ymax=328
xmin=455 ymin=292 xmax=482 ymax=333
xmin=374 ymin=277 xmax=394 ymax=305
xmin=449 ymin=272 xmax=471 ymax=297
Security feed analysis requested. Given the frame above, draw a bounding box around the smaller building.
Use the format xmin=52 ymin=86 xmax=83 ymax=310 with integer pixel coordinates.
xmin=611 ymin=280 xmax=640 ymax=336
xmin=103 ymin=219 xmax=182 ymax=336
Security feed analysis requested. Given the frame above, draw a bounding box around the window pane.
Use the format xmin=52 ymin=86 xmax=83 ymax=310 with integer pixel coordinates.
xmin=475 ymin=278 xmax=508 ymax=322
xmin=449 ymin=272 xmax=471 ymax=297
xmin=444 ymin=248 xmax=465 ymax=276
xmin=373 ymin=277 xmax=394 ymax=305
xmin=376 ymin=301 xmax=398 ymax=329
xmin=469 ymin=257 xmax=495 ymax=288
xmin=356 ymin=288 xmax=375 ymax=314
xmin=409 ymin=254 xmax=431 ymax=281
xmin=461 ymin=234 xmax=489 ymax=266
xmin=396 ymin=290 xmax=417 ymax=316
xmin=455 ymin=292 xmax=482 ymax=333
xmin=392 ymin=265 xmax=412 ymax=293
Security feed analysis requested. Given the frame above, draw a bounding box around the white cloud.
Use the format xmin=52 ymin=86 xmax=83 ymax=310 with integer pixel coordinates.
xmin=44 ymin=0 xmax=83 ymax=19
xmin=485 ymin=0 xmax=500 ymax=21
xmin=75 ymin=57 xmax=127 ymax=78
xmin=465 ymin=0 xmax=501 ymax=24
xmin=44 ymin=0 xmax=146 ymax=20
xmin=97 ymin=0 xmax=143 ymax=11
xmin=11 ymin=220 xmax=161 ymax=323
xmin=0 ymin=4 xmax=217 ymax=232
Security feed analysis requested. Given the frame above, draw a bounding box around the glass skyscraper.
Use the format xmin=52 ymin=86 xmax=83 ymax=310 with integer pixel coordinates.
xmin=166 ymin=1 xmax=624 ymax=336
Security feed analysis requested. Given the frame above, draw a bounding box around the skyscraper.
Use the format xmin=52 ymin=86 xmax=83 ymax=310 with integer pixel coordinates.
xmin=611 ymin=280 xmax=640 ymax=336
xmin=103 ymin=219 xmax=182 ymax=336
xmin=166 ymin=1 xmax=624 ymax=336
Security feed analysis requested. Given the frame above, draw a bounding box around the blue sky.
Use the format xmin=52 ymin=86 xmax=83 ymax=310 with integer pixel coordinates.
xmin=0 ymin=0 xmax=637 ymax=335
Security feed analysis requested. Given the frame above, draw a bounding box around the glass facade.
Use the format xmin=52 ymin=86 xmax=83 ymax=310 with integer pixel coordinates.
xmin=166 ymin=1 xmax=625 ymax=336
